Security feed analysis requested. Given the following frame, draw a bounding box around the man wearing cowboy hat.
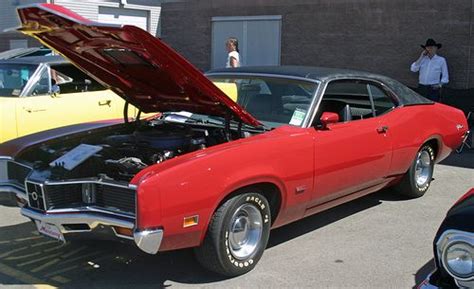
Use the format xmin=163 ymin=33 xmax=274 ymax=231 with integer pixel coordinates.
xmin=410 ymin=38 xmax=449 ymax=102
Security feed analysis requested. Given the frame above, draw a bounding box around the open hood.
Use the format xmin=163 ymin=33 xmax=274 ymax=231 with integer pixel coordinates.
xmin=16 ymin=4 xmax=260 ymax=126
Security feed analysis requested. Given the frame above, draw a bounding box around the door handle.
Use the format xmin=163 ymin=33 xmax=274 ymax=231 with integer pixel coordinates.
xmin=98 ymin=100 xmax=112 ymax=107
xmin=377 ymin=126 xmax=389 ymax=133
xmin=23 ymin=107 xmax=46 ymax=113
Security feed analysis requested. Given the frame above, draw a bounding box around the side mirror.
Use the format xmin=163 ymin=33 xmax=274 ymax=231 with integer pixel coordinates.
xmin=84 ymin=79 xmax=92 ymax=92
xmin=320 ymin=112 xmax=339 ymax=129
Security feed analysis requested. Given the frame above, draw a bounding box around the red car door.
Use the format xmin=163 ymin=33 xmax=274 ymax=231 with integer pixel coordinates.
xmin=306 ymin=79 xmax=396 ymax=210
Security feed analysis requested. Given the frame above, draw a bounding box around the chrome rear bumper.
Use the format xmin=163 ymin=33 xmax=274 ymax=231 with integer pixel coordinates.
xmin=21 ymin=207 xmax=163 ymax=254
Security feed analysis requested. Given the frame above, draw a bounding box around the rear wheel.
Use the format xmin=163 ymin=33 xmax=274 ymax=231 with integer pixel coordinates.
xmin=394 ymin=145 xmax=435 ymax=198
xmin=194 ymin=191 xmax=271 ymax=276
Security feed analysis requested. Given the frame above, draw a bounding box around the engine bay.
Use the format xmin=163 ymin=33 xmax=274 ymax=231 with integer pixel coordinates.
xmin=22 ymin=118 xmax=258 ymax=182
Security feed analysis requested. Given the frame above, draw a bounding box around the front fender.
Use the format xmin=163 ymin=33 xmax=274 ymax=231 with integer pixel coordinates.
xmin=0 ymin=98 xmax=17 ymax=143
xmin=133 ymin=128 xmax=315 ymax=251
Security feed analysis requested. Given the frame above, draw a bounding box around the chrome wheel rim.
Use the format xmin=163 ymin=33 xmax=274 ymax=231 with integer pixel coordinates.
xmin=414 ymin=150 xmax=432 ymax=187
xmin=228 ymin=203 xmax=263 ymax=260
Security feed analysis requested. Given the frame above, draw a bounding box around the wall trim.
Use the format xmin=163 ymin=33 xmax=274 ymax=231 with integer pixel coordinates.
xmin=211 ymin=15 xmax=282 ymax=22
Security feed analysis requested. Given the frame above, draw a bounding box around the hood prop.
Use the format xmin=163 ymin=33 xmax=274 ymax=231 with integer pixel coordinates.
xmin=123 ymin=100 xmax=142 ymax=125
xmin=123 ymin=101 xmax=130 ymax=124
xmin=224 ymin=112 xmax=231 ymax=141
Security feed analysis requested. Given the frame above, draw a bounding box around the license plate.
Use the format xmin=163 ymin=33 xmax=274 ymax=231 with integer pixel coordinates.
xmin=35 ymin=220 xmax=64 ymax=242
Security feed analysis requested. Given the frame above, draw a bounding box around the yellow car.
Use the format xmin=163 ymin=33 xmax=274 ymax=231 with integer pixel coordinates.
xmin=0 ymin=55 xmax=138 ymax=143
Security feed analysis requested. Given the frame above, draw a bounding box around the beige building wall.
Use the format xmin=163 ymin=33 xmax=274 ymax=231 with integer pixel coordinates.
xmin=0 ymin=0 xmax=163 ymax=52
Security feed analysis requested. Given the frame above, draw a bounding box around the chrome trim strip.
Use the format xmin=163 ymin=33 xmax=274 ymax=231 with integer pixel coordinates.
xmin=8 ymin=160 xmax=32 ymax=170
xmin=205 ymin=72 xmax=321 ymax=84
xmin=20 ymin=62 xmax=46 ymax=97
xmin=133 ymin=229 xmax=163 ymax=255
xmin=44 ymin=178 xmax=133 ymax=189
xmin=302 ymin=80 xmax=324 ymax=128
xmin=46 ymin=206 xmax=135 ymax=219
xmin=436 ymin=229 xmax=474 ymax=282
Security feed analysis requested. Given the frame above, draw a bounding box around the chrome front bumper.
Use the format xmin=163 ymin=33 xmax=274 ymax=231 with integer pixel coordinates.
xmin=0 ymin=184 xmax=26 ymax=206
xmin=21 ymin=207 xmax=163 ymax=254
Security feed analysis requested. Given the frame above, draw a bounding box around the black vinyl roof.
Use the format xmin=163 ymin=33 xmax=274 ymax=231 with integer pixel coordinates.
xmin=208 ymin=65 xmax=368 ymax=81
xmin=207 ymin=66 xmax=433 ymax=106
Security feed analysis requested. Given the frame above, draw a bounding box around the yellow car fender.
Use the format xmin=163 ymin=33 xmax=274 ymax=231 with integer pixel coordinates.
xmin=0 ymin=98 xmax=18 ymax=143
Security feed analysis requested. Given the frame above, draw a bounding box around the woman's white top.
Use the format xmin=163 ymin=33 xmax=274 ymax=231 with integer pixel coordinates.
xmin=226 ymin=51 xmax=240 ymax=68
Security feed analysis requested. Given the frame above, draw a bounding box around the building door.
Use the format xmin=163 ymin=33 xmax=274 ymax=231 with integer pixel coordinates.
xmin=98 ymin=6 xmax=149 ymax=31
xmin=211 ymin=16 xmax=281 ymax=69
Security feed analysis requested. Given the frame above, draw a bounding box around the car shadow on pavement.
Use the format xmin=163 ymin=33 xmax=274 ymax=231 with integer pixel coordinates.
xmin=439 ymin=150 xmax=474 ymax=169
xmin=0 ymin=188 xmax=407 ymax=288
xmin=267 ymin=188 xmax=400 ymax=248
xmin=0 ymin=220 xmax=227 ymax=288
xmin=412 ymin=258 xmax=435 ymax=289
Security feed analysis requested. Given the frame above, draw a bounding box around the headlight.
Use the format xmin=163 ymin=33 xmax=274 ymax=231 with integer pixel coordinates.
xmin=437 ymin=230 xmax=474 ymax=283
xmin=444 ymin=242 xmax=474 ymax=278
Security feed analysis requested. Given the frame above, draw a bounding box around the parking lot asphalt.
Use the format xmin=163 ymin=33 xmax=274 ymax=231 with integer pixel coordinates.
xmin=0 ymin=150 xmax=473 ymax=289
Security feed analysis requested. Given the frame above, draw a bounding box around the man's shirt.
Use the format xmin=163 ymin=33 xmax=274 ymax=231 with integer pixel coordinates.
xmin=410 ymin=54 xmax=449 ymax=85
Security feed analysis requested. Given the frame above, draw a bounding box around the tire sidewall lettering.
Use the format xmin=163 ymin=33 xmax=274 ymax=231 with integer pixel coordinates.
xmin=222 ymin=193 xmax=270 ymax=271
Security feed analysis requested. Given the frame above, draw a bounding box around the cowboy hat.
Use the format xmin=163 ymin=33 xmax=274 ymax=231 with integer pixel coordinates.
xmin=421 ymin=38 xmax=442 ymax=49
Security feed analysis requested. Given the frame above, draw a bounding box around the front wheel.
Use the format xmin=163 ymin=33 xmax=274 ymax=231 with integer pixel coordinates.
xmin=194 ymin=191 xmax=271 ymax=276
xmin=394 ymin=145 xmax=435 ymax=198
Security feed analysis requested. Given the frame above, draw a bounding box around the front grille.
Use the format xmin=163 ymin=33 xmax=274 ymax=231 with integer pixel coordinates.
xmin=35 ymin=182 xmax=136 ymax=216
xmin=44 ymin=184 xmax=83 ymax=209
xmin=7 ymin=162 xmax=31 ymax=187
xmin=95 ymin=185 xmax=135 ymax=215
xmin=26 ymin=182 xmax=46 ymax=211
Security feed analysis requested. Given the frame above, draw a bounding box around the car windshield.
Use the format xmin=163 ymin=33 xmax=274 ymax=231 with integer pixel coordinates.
xmin=0 ymin=64 xmax=38 ymax=97
xmin=208 ymin=76 xmax=319 ymax=128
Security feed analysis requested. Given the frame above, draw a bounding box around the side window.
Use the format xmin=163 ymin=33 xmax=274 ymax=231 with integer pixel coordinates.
xmin=28 ymin=68 xmax=50 ymax=96
xmin=50 ymin=64 xmax=106 ymax=94
xmin=367 ymin=84 xmax=397 ymax=116
xmin=0 ymin=65 xmax=35 ymax=97
xmin=316 ymin=80 xmax=374 ymax=124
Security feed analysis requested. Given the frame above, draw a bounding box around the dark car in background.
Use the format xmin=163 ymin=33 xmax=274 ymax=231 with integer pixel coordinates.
xmin=418 ymin=188 xmax=474 ymax=288
xmin=0 ymin=47 xmax=52 ymax=60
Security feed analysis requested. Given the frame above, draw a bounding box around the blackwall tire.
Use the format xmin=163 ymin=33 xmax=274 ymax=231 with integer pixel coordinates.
xmin=194 ymin=191 xmax=271 ymax=276
xmin=394 ymin=145 xmax=435 ymax=198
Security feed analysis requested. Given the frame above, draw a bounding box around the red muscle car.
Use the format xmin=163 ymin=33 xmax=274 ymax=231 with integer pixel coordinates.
xmin=0 ymin=4 xmax=468 ymax=276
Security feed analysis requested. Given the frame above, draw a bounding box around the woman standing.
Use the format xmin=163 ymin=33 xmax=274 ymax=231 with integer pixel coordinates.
xmin=225 ymin=37 xmax=240 ymax=68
